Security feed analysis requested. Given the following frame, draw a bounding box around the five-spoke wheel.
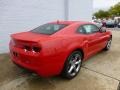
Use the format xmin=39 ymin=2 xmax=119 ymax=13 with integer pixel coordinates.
xmin=104 ymin=38 xmax=112 ymax=50
xmin=61 ymin=51 xmax=82 ymax=79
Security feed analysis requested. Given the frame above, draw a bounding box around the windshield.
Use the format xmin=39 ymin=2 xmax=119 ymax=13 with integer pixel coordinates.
xmin=31 ymin=23 xmax=67 ymax=35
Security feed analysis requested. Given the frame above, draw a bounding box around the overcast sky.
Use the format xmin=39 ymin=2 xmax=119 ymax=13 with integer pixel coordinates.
xmin=93 ymin=0 xmax=120 ymax=10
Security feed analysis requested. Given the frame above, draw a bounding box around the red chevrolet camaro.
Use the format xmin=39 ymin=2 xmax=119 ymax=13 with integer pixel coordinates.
xmin=9 ymin=21 xmax=112 ymax=79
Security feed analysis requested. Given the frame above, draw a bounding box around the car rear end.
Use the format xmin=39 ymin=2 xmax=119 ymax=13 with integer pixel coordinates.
xmin=9 ymin=23 xmax=70 ymax=77
xmin=9 ymin=37 xmax=43 ymax=74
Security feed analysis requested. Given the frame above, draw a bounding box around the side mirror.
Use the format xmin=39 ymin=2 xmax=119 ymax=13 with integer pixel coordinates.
xmin=99 ymin=27 xmax=106 ymax=33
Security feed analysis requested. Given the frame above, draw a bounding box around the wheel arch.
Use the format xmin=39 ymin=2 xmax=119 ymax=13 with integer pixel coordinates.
xmin=62 ymin=47 xmax=85 ymax=69
xmin=61 ymin=48 xmax=84 ymax=79
xmin=72 ymin=48 xmax=84 ymax=60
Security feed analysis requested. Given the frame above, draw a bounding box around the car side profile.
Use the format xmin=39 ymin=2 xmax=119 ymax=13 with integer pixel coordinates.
xmin=9 ymin=21 xmax=112 ymax=79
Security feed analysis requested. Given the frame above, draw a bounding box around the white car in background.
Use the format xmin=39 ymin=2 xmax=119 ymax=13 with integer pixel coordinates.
xmin=92 ymin=19 xmax=103 ymax=27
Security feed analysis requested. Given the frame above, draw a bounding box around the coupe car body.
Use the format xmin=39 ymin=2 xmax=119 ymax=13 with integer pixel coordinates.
xmin=9 ymin=21 xmax=112 ymax=79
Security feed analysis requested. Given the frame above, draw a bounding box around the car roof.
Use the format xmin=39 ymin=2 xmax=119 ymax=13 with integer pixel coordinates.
xmin=47 ymin=21 xmax=95 ymax=35
xmin=50 ymin=21 xmax=93 ymax=25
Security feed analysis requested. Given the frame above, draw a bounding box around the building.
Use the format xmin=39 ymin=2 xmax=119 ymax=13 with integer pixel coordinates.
xmin=0 ymin=0 xmax=93 ymax=53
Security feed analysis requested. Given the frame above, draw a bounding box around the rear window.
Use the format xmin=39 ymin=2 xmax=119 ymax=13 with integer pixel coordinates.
xmin=31 ymin=23 xmax=67 ymax=35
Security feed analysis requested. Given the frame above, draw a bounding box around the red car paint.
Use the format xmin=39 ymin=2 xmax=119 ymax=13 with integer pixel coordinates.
xmin=9 ymin=21 xmax=112 ymax=77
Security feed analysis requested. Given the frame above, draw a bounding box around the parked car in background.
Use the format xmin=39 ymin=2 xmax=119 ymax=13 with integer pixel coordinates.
xmin=92 ymin=19 xmax=103 ymax=27
xmin=106 ymin=19 xmax=115 ymax=28
xmin=9 ymin=21 xmax=112 ymax=79
xmin=115 ymin=17 xmax=120 ymax=28
xmin=117 ymin=23 xmax=120 ymax=28
xmin=101 ymin=19 xmax=107 ymax=27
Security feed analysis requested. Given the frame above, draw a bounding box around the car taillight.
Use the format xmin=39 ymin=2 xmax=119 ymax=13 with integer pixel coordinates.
xmin=32 ymin=47 xmax=41 ymax=53
xmin=24 ymin=46 xmax=31 ymax=51
xmin=23 ymin=45 xmax=41 ymax=53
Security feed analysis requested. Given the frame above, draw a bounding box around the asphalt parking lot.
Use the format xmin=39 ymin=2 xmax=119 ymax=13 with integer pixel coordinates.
xmin=0 ymin=29 xmax=120 ymax=90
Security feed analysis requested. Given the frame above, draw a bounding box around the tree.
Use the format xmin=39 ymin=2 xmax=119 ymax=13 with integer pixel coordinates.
xmin=93 ymin=2 xmax=120 ymax=18
xmin=109 ymin=2 xmax=120 ymax=16
xmin=94 ymin=10 xmax=110 ymax=18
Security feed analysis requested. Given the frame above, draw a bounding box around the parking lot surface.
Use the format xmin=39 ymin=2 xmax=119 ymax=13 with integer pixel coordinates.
xmin=0 ymin=30 xmax=120 ymax=90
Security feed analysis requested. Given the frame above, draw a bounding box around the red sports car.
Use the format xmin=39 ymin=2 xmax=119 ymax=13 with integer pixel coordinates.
xmin=9 ymin=21 xmax=112 ymax=79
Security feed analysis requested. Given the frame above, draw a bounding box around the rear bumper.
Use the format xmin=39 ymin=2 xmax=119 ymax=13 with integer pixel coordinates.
xmin=10 ymin=49 xmax=44 ymax=76
xmin=9 ymin=45 xmax=65 ymax=77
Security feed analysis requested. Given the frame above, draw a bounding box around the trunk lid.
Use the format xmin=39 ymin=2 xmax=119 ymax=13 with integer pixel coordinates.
xmin=11 ymin=31 xmax=50 ymax=42
xmin=10 ymin=32 xmax=50 ymax=51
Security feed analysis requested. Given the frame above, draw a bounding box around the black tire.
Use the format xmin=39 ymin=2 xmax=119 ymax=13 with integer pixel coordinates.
xmin=61 ymin=51 xmax=82 ymax=79
xmin=104 ymin=38 xmax=112 ymax=51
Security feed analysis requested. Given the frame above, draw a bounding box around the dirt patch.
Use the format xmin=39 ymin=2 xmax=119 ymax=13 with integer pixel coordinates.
xmin=0 ymin=54 xmax=31 ymax=86
xmin=0 ymin=68 xmax=118 ymax=90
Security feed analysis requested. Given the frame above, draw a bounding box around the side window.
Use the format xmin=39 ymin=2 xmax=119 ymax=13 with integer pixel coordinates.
xmin=82 ymin=24 xmax=99 ymax=34
xmin=83 ymin=25 xmax=92 ymax=34
xmin=90 ymin=25 xmax=100 ymax=33
xmin=77 ymin=26 xmax=86 ymax=34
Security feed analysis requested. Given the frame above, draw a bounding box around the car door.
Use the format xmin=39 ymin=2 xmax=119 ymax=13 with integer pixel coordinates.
xmin=78 ymin=24 xmax=102 ymax=57
xmin=90 ymin=25 xmax=109 ymax=50
xmin=96 ymin=27 xmax=110 ymax=50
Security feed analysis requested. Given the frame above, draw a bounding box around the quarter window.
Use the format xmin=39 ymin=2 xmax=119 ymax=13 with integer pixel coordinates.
xmin=78 ymin=24 xmax=100 ymax=34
